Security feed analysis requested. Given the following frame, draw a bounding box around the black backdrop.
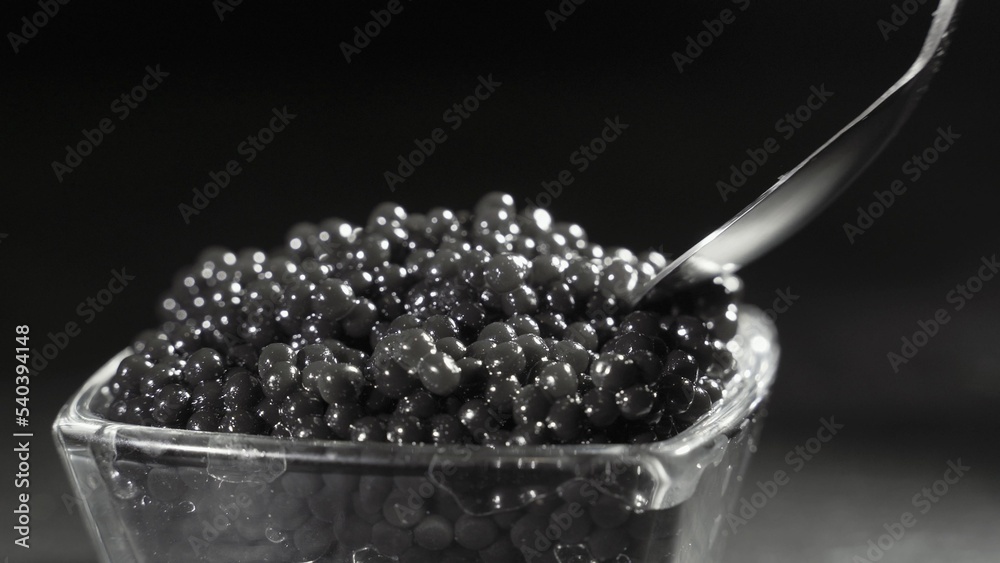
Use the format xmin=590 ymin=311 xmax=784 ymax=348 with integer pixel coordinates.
xmin=2 ymin=1 xmax=999 ymax=561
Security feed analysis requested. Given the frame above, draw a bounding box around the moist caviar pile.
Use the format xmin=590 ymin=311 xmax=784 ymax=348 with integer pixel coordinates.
xmin=99 ymin=193 xmax=741 ymax=446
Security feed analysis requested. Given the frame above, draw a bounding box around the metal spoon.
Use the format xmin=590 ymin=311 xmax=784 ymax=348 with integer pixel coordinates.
xmin=629 ymin=0 xmax=961 ymax=306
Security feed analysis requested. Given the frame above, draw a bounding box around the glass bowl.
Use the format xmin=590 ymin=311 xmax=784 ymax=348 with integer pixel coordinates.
xmin=54 ymin=307 xmax=778 ymax=563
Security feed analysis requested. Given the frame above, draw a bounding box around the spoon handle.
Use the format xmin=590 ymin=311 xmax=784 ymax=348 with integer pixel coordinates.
xmin=631 ymin=0 xmax=961 ymax=305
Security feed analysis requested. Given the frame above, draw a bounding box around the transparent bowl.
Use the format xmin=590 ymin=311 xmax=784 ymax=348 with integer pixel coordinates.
xmin=54 ymin=307 xmax=778 ymax=563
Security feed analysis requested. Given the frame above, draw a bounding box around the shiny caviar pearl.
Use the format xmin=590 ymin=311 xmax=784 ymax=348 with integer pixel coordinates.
xmin=535 ymin=361 xmax=576 ymax=400
xmin=417 ymin=351 xmax=462 ymax=396
xmin=485 ymin=254 xmax=530 ymax=293
xmin=312 ymin=279 xmax=356 ymax=319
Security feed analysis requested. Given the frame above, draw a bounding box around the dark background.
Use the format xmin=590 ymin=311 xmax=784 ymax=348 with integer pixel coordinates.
xmin=2 ymin=1 xmax=998 ymax=561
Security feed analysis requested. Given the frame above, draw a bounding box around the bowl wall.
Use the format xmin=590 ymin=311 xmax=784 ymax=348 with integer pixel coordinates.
xmin=54 ymin=308 xmax=778 ymax=563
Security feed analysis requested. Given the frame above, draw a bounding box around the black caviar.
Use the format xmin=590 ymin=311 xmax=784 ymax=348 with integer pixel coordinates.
xmin=100 ymin=192 xmax=741 ymax=446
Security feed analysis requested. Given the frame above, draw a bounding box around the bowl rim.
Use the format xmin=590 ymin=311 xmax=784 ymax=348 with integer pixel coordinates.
xmin=54 ymin=306 xmax=778 ymax=466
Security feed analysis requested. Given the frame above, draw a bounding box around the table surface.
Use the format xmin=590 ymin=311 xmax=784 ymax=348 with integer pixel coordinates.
xmin=722 ymin=422 xmax=1000 ymax=563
